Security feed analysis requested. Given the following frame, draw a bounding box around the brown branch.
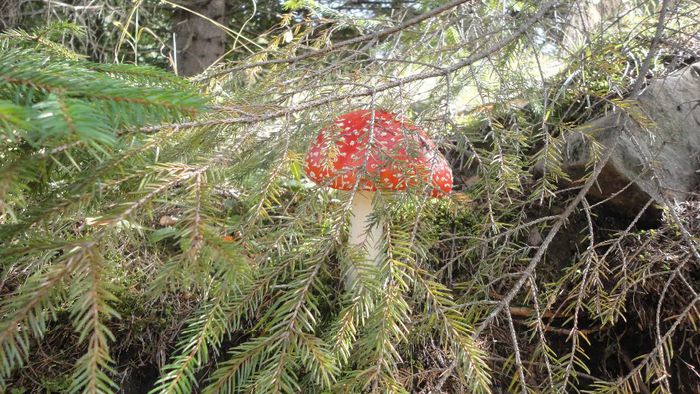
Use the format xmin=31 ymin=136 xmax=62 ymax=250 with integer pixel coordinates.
xmin=508 ymin=306 xmax=559 ymax=320
xmin=620 ymin=349 xmax=653 ymax=394
xmin=631 ymin=0 xmax=673 ymax=95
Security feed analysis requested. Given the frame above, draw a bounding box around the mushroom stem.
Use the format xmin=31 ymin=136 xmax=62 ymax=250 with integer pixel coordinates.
xmin=347 ymin=190 xmax=383 ymax=288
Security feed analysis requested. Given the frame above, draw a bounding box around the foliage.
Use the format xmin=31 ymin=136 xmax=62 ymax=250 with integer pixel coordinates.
xmin=0 ymin=28 xmax=205 ymax=392
xmin=2 ymin=1 xmax=700 ymax=393
xmin=4 ymin=0 xmax=284 ymax=67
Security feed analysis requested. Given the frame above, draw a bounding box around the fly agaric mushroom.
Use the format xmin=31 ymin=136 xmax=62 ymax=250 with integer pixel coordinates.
xmin=305 ymin=109 xmax=452 ymax=287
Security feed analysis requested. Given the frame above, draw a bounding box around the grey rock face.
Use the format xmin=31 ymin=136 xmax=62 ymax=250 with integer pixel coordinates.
xmin=555 ymin=62 xmax=700 ymax=218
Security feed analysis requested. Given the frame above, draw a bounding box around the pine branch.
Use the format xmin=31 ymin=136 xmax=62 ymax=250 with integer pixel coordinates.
xmin=0 ymin=244 xmax=90 ymax=387
xmin=69 ymin=247 xmax=120 ymax=394
xmin=151 ymin=287 xmax=235 ymax=394
xmin=145 ymin=0 xmax=561 ymax=133
xmin=203 ymin=0 xmax=476 ymax=78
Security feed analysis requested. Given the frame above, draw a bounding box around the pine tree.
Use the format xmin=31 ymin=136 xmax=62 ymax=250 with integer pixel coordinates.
xmin=0 ymin=24 xmax=206 ymax=392
xmin=2 ymin=1 xmax=700 ymax=393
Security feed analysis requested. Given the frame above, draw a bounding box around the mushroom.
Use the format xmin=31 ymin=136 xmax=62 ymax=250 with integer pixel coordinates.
xmin=305 ymin=109 xmax=452 ymax=288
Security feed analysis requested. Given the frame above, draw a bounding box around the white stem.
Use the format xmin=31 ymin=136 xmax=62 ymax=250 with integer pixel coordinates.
xmin=346 ymin=191 xmax=383 ymax=289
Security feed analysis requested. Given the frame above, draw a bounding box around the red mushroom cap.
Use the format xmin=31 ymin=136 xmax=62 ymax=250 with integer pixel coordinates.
xmin=305 ymin=110 xmax=452 ymax=197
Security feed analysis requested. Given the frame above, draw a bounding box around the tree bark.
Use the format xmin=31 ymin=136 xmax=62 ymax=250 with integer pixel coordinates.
xmin=563 ymin=0 xmax=627 ymax=48
xmin=0 ymin=0 xmax=22 ymax=30
xmin=173 ymin=0 xmax=227 ymax=76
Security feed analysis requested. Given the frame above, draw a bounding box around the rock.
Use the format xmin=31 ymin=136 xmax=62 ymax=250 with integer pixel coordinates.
xmin=553 ymin=62 xmax=700 ymax=221
xmin=527 ymin=228 xmax=543 ymax=246
xmin=563 ymin=0 xmax=628 ymax=50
